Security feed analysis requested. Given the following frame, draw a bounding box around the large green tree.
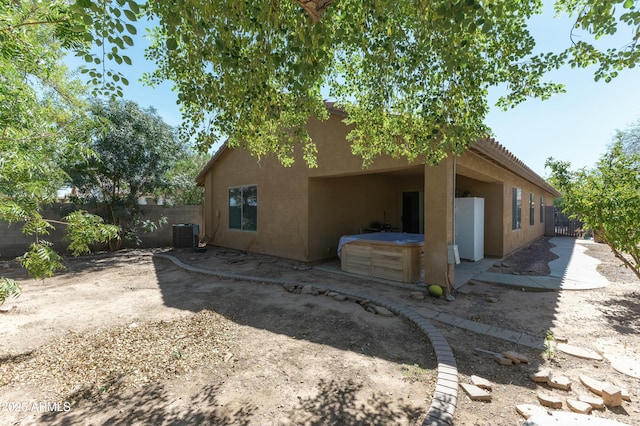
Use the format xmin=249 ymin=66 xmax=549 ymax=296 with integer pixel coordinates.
xmin=160 ymin=150 xmax=208 ymax=206
xmin=66 ymin=99 xmax=184 ymax=248
xmin=8 ymin=0 xmax=640 ymax=170
xmin=141 ymin=0 xmax=640 ymax=166
xmin=546 ymin=137 xmax=640 ymax=281
xmin=0 ymin=1 xmax=119 ymax=303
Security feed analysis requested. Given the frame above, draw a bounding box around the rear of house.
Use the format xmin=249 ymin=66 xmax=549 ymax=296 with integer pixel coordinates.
xmin=196 ymin=108 xmax=560 ymax=285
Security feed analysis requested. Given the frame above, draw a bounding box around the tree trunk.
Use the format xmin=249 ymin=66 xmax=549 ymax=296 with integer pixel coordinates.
xmin=295 ymin=0 xmax=334 ymax=22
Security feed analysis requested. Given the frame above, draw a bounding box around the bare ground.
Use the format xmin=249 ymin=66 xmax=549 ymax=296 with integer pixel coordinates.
xmin=0 ymin=237 xmax=639 ymax=425
xmin=443 ymin=239 xmax=640 ymax=425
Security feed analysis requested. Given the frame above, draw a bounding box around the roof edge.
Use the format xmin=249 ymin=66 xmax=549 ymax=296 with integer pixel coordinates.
xmin=194 ymin=100 xmax=340 ymax=184
xmin=470 ymin=138 xmax=561 ymax=198
xmin=194 ymin=105 xmax=562 ymax=198
xmin=195 ymin=143 xmax=227 ymax=186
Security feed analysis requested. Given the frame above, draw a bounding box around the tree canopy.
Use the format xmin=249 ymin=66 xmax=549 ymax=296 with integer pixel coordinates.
xmin=66 ymin=99 xmax=183 ymax=247
xmin=0 ymin=1 xmax=120 ymax=302
xmin=616 ymin=117 xmax=640 ymax=155
xmin=68 ymin=99 xmax=182 ymax=204
xmin=161 ymin=151 xmax=208 ymax=206
xmin=547 ymin=134 xmax=640 ymax=281
xmin=141 ymin=0 xmax=640 ymax=166
xmin=7 ymin=1 xmax=638 ymax=168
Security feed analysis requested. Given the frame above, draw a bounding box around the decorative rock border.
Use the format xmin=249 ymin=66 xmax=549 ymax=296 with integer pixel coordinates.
xmin=156 ymin=253 xmax=458 ymax=426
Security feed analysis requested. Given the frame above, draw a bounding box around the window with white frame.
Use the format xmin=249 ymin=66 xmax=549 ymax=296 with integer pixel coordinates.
xmin=512 ymin=187 xmax=522 ymax=230
xmin=229 ymin=185 xmax=257 ymax=231
xmin=530 ymin=193 xmax=535 ymax=226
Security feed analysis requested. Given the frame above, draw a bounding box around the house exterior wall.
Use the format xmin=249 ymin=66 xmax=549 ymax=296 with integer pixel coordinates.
xmin=501 ymin=175 xmax=553 ymax=256
xmin=455 ymin=175 xmax=504 ymax=257
xmin=202 ymin=147 xmax=311 ymax=261
xmin=307 ymin=172 xmax=424 ymax=262
xmin=424 ymin=159 xmax=454 ymax=286
xmin=199 ymin=110 xmax=559 ymax=284
xmin=308 ymin=114 xmax=424 ymax=177
xmin=308 ymin=175 xmax=399 ymax=261
xmin=201 ymin=114 xmax=424 ymax=262
xmin=455 ymin=150 xmax=556 ymax=258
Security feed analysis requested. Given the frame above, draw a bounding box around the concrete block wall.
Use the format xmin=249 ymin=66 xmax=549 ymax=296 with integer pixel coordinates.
xmin=135 ymin=205 xmax=204 ymax=249
xmin=0 ymin=205 xmax=70 ymax=259
xmin=0 ymin=204 xmax=203 ymax=258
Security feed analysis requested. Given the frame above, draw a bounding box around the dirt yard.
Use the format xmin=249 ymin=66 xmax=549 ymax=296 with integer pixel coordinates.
xmin=0 ymin=237 xmax=639 ymax=425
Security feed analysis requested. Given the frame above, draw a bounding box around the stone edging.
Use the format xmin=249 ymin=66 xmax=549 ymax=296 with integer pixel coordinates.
xmin=155 ymin=253 xmax=458 ymax=426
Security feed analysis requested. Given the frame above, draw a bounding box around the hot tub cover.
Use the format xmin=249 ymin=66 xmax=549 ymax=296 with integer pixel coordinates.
xmin=337 ymin=232 xmax=424 ymax=258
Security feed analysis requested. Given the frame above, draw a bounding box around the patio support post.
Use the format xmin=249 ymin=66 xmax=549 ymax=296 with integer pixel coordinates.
xmin=203 ymin=172 xmax=216 ymax=245
xmin=424 ymin=157 xmax=455 ymax=288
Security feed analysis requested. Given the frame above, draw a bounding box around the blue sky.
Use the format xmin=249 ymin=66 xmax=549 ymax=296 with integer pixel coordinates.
xmin=484 ymin=5 xmax=640 ymax=178
xmin=67 ymin=6 xmax=640 ymax=178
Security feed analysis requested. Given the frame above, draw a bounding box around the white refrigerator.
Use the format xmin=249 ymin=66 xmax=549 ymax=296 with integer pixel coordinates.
xmin=455 ymin=197 xmax=484 ymax=261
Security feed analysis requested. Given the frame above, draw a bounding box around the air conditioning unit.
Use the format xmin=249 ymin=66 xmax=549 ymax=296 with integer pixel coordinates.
xmin=172 ymin=223 xmax=199 ymax=249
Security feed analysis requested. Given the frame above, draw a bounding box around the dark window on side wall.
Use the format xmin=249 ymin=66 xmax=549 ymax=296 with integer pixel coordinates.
xmin=229 ymin=185 xmax=257 ymax=231
xmin=540 ymin=196 xmax=544 ymax=223
xmin=530 ymin=193 xmax=535 ymax=226
xmin=512 ymin=187 xmax=522 ymax=230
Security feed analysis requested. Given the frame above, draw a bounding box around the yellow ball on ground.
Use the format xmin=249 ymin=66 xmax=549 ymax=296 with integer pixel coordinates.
xmin=428 ymin=285 xmax=443 ymax=297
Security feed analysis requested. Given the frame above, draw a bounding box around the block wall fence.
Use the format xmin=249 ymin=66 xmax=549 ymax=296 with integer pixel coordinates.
xmin=0 ymin=204 xmax=203 ymax=258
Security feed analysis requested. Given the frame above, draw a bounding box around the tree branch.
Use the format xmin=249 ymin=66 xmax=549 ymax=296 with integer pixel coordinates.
xmin=0 ymin=19 xmax=69 ymax=32
xmin=295 ymin=0 xmax=334 ymax=22
xmin=609 ymin=241 xmax=640 ymax=281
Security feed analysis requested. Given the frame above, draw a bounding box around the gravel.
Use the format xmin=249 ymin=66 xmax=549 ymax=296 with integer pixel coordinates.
xmin=0 ymin=310 xmax=241 ymax=402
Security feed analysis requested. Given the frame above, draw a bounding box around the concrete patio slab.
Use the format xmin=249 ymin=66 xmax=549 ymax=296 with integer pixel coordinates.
xmin=456 ymin=237 xmax=609 ymax=291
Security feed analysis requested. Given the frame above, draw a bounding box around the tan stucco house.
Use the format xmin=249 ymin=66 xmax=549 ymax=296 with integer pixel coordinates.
xmin=195 ymin=104 xmax=560 ymax=286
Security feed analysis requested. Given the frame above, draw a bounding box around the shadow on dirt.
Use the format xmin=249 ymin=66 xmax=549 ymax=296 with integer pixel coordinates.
xmin=39 ymin=383 xmax=257 ymax=426
xmin=294 ymin=378 xmax=423 ymax=425
xmin=148 ymin=255 xmax=435 ymax=368
xmin=597 ymin=291 xmax=640 ymax=335
xmin=39 ymin=377 xmax=424 ymax=426
xmin=0 ymin=249 xmax=158 ymax=282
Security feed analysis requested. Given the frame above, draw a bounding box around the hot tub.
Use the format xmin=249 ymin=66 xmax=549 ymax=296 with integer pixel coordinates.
xmin=338 ymin=233 xmax=424 ymax=283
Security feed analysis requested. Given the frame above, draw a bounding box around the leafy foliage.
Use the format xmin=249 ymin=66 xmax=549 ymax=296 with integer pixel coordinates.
xmin=1 ymin=0 xmax=137 ymax=98
xmin=68 ymin=99 xmax=183 ymax=203
xmin=67 ymin=0 xmax=141 ymax=97
xmin=556 ymin=0 xmax=640 ymax=83
xmin=142 ymin=0 xmax=640 ymax=167
xmin=0 ymin=278 xmax=20 ymax=305
xmin=547 ymin=137 xmax=640 ymax=281
xmin=20 ymin=242 xmax=66 ymax=280
xmin=123 ymin=216 xmax=168 ymax=247
xmin=8 ymin=1 xmax=638 ymax=169
xmin=65 ymin=99 xmax=183 ymax=248
xmin=64 ymin=210 xmax=120 ymax=255
xmin=0 ymin=1 xmax=123 ymax=303
xmin=160 ymin=151 xmax=208 ymax=206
